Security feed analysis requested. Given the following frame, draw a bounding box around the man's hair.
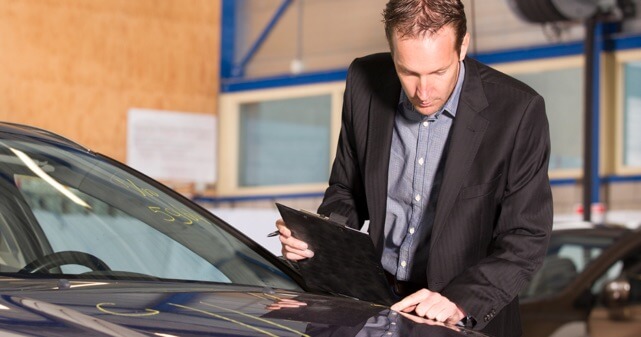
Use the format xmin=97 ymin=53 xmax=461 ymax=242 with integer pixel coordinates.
xmin=383 ymin=0 xmax=467 ymax=55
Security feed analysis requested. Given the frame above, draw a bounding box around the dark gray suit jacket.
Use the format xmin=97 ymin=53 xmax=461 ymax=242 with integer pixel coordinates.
xmin=318 ymin=53 xmax=553 ymax=337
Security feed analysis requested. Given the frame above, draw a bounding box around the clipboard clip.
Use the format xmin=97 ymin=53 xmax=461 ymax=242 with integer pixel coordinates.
xmin=300 ymin=209 xmax=348 ymax=227
xmin=328 ymin=212 xmax=348 ymax=226
xmin=269 ymin=210 xmax=349 ymax=238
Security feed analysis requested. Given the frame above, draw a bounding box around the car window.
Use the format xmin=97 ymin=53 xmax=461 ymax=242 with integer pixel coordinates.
xmin=520 ymin=232 xmax=617 ymax=299
xmin=593 ymin=252 xmax=641 ymax=300
xmin=627 ymin=262 xmax=641 ymax=304
xmin=16 ymin=175 xmax=233 ymax=282
xmin=0 ymin=138 xmax=301 ymax=291
xmin=591 ymin=261 xmax=623 ymax=294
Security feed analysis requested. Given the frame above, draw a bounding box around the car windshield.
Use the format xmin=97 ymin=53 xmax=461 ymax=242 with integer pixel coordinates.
xmin=0 ymin=131 xmax=301 ymax=291
xmin=520 ymin=228 xmax=622 ymax=299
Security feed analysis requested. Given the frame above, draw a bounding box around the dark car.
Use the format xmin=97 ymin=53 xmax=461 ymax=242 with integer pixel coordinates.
xmin=519 ymin=224 xmax=641 ymax=337
xmin=0 ymin=122 xmax=485 ymax=336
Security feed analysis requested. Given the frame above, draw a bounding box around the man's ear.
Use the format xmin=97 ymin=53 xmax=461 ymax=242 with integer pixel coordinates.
xmin=459 ymin=33 xmax=470 ymax=61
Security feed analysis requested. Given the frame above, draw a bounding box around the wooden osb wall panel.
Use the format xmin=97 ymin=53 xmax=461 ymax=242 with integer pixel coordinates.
xmin=0 ymin=0 xmax=220 ymax=162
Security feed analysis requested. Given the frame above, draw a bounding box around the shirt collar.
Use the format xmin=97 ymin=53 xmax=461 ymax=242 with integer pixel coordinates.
xmin=398 ymin=61 xmax=466 ymax=122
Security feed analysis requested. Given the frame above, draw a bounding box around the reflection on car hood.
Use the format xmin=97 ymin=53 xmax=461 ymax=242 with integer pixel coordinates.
xmin=0 ymin=279 xmax=485 ymax=337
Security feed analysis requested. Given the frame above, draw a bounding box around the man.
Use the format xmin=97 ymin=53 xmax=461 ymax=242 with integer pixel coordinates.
xmin=276 ymin=0 xmax=553 ymax=335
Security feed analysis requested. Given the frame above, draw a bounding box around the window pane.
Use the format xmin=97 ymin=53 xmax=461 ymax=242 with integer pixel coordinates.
xmin=239 ymin=94 xmax=332 ymax=187
xmin=0 ymin=138 xmax=300 ymax=290
xmin=18 ymin=175 xmax=230 ymax=281
xmin=511 ymin=67 xmax=584 ymax=170
xmin=624 ymin=62 xmax=641 ymax=167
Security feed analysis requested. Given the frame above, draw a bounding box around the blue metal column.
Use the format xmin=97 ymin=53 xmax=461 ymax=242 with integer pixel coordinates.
xmin=583 ymin=16 xmax=603 ymax=222
xmin=220 ymin=0 xmax=238 ymax=79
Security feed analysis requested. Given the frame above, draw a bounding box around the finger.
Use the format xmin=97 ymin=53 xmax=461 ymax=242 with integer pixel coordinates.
xmin=279 ymin=234 xmax=309 ymax=251
xmin=420 ymin=296 xmax=464 ymax=324
xmin=431 ymin=303 xmax=456 ymax=322
xmin=415 ymin=294 xmax=441 ymax=318
xmin=444 ymin=307 xmax=466 ymax=325
xmin=393 ymin=304 xmax=416 ymax=313
xmin=391 ymin=289 xmax=432 ymax=312
xmin=280 ymin=245 xmax=309 ymax=260
xmin=283 ymin=252 xmax=307 ymax=260
xmin=280 ymin=238 xmax=313 ymax=260
xmin=280 ymin=235 xmax=313 ymax=259
xmin=399 ymin=312 xmax=445 ymax=326
xmin=275 ymin=219 xmax=292 ymax=237
xmin=390 ymin=291 xmax=422 ymax=312
xmin=278 ymin=231 xmax=314 ymax=258
xmin=276 ymin=221 xmax=313 ymax=260
xmin=283 ymin=244 xmax=314 ymax=259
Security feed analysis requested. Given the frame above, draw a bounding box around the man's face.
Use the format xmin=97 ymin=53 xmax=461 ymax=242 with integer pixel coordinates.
xmin=391 ymin=25 xmax=470 ymax=116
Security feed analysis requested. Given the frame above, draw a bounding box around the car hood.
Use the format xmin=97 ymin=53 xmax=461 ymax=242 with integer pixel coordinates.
xmin=0 ymin=278 xmax=485 ymax=337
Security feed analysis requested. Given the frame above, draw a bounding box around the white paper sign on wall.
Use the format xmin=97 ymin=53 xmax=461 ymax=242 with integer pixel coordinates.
xmin=127 ymin=108 xmax=217 ymax=184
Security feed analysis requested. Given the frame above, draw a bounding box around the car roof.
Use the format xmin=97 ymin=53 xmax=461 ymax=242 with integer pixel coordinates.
xmin=0 ymin=122 xmax=89 ymax=152
xmin=550 ymin=224 xmax=633 ymax=243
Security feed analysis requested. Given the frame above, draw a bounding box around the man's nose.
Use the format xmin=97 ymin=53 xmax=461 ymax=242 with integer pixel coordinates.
xmin=416 ymin=87 xmax=429 ymax=101
xmin=416 ymin=78 xmax=429 ymax=100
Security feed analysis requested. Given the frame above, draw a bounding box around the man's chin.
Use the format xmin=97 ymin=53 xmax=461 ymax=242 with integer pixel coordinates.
xmin=414 ymin=106 xmax=440 ymax=117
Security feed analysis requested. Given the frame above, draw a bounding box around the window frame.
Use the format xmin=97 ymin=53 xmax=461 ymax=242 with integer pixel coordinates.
xmin=614 ymin=49 xmax=641 ymax=175
xmin=218 ymin=82 xmax=344 ymax=196
xmin=493 ymin=56 xmax=586 ymax=180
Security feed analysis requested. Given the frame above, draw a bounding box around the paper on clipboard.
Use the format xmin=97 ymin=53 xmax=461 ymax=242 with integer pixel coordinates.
xmin=275 ymin=203 xmax=395 ymax=306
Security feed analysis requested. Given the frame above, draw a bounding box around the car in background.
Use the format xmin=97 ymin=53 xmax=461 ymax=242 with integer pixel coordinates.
xmin=519 ymin=224 xmax=641 ymax=337
xmin=0 ymin=122 xmax=485 ymax=336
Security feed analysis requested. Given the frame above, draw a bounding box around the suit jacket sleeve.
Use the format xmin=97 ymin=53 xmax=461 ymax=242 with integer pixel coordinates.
xmin=317 ymin=60 xmax=369 ymax=230
xmin=440 ymin=93 xmax=553 ymax=330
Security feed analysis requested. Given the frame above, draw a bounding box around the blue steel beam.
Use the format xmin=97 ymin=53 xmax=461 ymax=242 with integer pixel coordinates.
xmin=472 ymin=41 xmax=583 ymax=64
xmin=236 ymin=0 xmax=293 ymax=78
xmin=605 ymin=33 xmax=641 ymax=51
xmin=221 ymin=68 xmax=347 ymax=92
xmin=221 ymin=0 xmax=293 ymax=79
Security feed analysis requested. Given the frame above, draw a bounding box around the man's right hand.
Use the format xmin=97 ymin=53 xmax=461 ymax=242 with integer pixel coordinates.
xmin=275 ymin=218 xmax=314 ymax=260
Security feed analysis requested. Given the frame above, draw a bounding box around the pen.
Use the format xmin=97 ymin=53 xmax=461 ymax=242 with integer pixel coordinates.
xmin=267 ymin=230 xmax=280 ymax=237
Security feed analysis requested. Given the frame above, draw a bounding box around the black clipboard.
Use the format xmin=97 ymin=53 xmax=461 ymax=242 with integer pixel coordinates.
xmin=276 ymin=203 xmax=395 ymax=306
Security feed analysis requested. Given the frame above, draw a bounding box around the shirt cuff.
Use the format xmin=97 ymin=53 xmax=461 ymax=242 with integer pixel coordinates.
xmin=456 ymin=315 xmax=477 ymax=329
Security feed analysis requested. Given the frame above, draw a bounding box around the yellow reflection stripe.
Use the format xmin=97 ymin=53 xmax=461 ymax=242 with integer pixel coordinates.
xmin=249 ymin=292 xmax=284 ymax=302
xmin=169 ymin=303 xmax=279 ymax=337
xmin=199 ymin=301 xmax=310 ymax=337
xmin=248 ymin=293 xmax=271 ymax=301
xmin=96 ymin=303 xmax=160 ymax=317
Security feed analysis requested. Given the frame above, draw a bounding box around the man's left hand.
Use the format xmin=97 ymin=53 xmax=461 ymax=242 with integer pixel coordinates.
xmin=390 ymin=289 xmax=465 ymax=325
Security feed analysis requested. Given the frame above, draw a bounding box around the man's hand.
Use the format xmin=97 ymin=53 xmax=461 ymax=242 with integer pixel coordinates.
xmin=390 ymin=289 xmax=465 ymax=325
xmin=275 ymin=219 xmax=314 ymax=260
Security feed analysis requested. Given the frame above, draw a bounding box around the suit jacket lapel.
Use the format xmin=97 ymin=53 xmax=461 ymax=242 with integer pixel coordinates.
xmin=365 ymin=72 xmax=400 ymax=249
xmin=430 ymin=59 xmax=489 ymax=248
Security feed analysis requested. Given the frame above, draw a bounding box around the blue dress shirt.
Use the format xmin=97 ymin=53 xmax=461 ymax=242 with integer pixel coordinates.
xmin=382 ymin=62 xmax=466 ymax=283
